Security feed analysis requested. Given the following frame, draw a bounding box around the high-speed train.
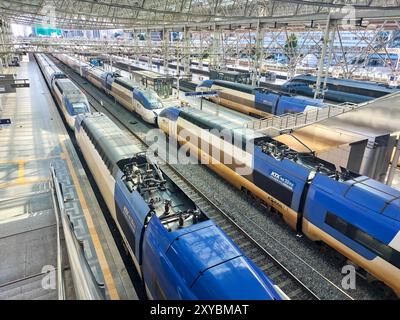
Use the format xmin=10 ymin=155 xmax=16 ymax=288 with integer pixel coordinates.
xmin=35 ymin=53 xmax=90 ymax=129
xmin=54 ymin=54 xmax=166 ymax=124
xmin=196 ymin=79 xmax=325 ymax=118
xmin=74 ymin=111 xmax=286 ymax=300
xmin=158 ymin=106 xmax=400 ymax=296
xmin=281 ymin=74 xmax=400 ymax=104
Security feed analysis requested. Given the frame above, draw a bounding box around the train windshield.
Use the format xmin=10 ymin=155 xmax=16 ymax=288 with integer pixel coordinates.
xmin=72 ymin=102 xmax=89 ymax=114
xmin=143 ymin=91 xmax=164 ymax=109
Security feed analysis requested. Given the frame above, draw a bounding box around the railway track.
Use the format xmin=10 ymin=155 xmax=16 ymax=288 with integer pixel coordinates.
xmin=51 ymin=56 xmax=359 ymax=300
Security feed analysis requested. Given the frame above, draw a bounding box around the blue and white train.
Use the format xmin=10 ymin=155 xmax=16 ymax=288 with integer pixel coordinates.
xmin=158 ymin=106 xmax=400 ymax=297
xmin=74 ymin=112 xmax=286 ymax=300
xmin=54 ymin=54 xmax=165 ymax=124
xmin=281 ymin=74 xmax=400 ymax=104
xmin=35 ymin=53 xmax=90 ymax=129
xmin=196 ymin=79 xmax=325 ymax=118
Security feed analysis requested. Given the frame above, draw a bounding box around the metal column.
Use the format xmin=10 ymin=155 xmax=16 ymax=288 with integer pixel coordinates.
xmin=210 ymin=24 xmax=221 ymax=70
xmin=322 ymin=28 xmax=336 ymax=94
xmin=360 ymin=135 xmax=396 ymax=182
xmin=163 ymin=28 xmax=169 ymax=75
xmin=386 ymin=137 xmax=400 ymax=186
xmin=252 ymin=21 xmax=264 ymax=86
xmin=133 ymin=29 xmax=139 ymax=66
xmin=147 ymin=29 xmax=152 ymax=70
xmin=183 ymin=26 xmax=190 ymax=77
xmin=199 ymin=32 xmax=203 ymax=71
xmin=314 ymin=14 xmax=331 ymax=99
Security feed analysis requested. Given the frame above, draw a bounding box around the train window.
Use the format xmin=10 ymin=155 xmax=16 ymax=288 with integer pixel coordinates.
xmin=96 ymin=145 xmax=101 ymax=156
xmin=115 ymin=78 xmax=134 ymax=91
xmin=325 ymin=212 xmax=348 ymax=234
xmin=55 ymin=82 xmax=64 ymax=94
xmin=98 ymin=147 xmax=105 ymax=160
xmin=104 ymin=159 xmax=112 ymax=173
xmin=325 ymin=212 xmax=400 ymax=268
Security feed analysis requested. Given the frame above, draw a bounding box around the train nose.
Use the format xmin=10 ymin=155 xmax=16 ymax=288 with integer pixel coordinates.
xmin=153 ymin=109 xmax=164 ymax=116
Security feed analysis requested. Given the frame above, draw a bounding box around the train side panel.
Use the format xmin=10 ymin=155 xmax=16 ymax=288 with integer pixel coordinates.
xmin=74 ymin=119 xmax=117 ymax=217
xmin=61 ymin=95 xmax=77 ymax=129
xmin=207 ymin=84 xmax=264 ymax=117
xmin=252 ymin=148 xmax=310 ymax=228
xmin=254 ymin=91 xmax=279 ymax=114
xmin=111 ymin=82 xmax=135 ymax=112
xmin=141 ymin=216 xmax=197 ymax=299
xmin=113 ymin=172 xmax=150 ymax=272
xmin=303 ymin=174 xmax=400 ymax=295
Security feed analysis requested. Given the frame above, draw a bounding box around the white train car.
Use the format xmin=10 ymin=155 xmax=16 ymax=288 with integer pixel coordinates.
xmin=35 ymin=53 xmax=90 ymax=130
xmin=54 ymin=53 xmax=167 ymax=125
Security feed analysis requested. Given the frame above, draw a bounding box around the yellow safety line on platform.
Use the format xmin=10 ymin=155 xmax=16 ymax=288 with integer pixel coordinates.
xmin=0 ymin=155 xmax=62 ymax=164
xmin=17 ymin=160 xmax=24 ymax=184
xmin=61 ymin=140 xmax=119 ymax=300
xmin=0 ymin=178 xmax=48 ymax=189
xmin=0 ymin=155 xmax=65 ymax=189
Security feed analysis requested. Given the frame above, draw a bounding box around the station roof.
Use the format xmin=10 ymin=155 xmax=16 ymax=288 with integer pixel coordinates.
xmin=1 ymin=0 xmax=400 ymax=30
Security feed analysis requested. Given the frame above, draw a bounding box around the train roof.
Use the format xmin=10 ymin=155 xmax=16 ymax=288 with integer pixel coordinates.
xmin=113 ymin=76 xmax=139 ymax=91
xmin=210 ymin=69 xmax=248 ymax=76
xmin=170 ymin=107 xmax=358 ymax=182
xmin=206 ymin=79 xmax=299 ymax=97
xmin=87 ymin=66 xmax=105 ymax=77
xmin=290 ymin=74 xmax=400 ymax=93
xmin=55 ymin=79 xmax=86 ymax=101
xmin=37 ymin=53 xmax=64 ymax=75
xmin=165 ymin=221 xmax=279 ymax=299
xmin=254 ymin=136 xmax=349 ymax=177
xmin=178 ymin=107 xmax=264 ymax=142
xmin=210 ymin=79 xmax=259 ymax=94
xmin=78 ymin=113 xmax=139 ymax=175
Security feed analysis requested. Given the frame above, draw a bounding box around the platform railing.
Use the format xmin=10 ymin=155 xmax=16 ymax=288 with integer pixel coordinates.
xmin=50 ymin=165 xmax=105 ymax=300
xmin=244 ymin=102 xmax=359 ymax=136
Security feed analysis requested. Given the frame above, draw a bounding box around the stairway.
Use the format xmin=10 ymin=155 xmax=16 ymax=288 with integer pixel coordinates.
xmin=0 ymin=273 xmax=58 ymax=300
xmin=244 ymin=102 xmax=359 ymax=137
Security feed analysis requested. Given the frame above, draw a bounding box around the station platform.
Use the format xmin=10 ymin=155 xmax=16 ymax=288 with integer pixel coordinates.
xmin=0 ymin=57 xmax=136 ymax=300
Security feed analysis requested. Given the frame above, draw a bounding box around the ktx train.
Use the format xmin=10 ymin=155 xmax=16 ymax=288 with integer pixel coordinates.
xmin=197 ymin=79 xmax=325 ymax=118
xmin=35 ymin=53 xmax=90 ymax=129
xmin=158 ymin=106 xmax=400 ymax=296
xmin=282 ymin=74 xmax=400 ymax=104
xmin=54 ymin=54 xmax=166 ymax=124
xmin=74 ymin=112 xmax=286 ymax=300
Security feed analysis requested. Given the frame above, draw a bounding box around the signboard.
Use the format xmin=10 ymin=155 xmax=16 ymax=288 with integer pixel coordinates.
xmin=184 ymin=90 xmax=218 ymax=98
xmin=0 ymin=118 xmax=11 ymax=129
xmin=269 ymin=170 xmax=295 ymax=191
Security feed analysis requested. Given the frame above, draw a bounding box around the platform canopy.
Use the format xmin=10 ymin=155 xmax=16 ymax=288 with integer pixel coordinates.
xmin=1 ymin=0 xmax=400 ymax=30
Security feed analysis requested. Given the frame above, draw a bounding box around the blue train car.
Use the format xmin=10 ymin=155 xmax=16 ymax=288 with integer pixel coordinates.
xmin=158 ymin=106 xmax=400 ymax=296
xmin=281 ymin=74 xmax=400 ymax=103
xmin=75 ymin=112 xmax=286 ymax=300
xmin=90 ymin=58 xmax=104 ymax=67
xmin=197 ymin=79 xmax=324 ymax=118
